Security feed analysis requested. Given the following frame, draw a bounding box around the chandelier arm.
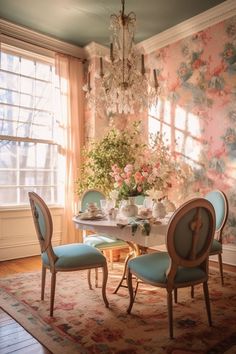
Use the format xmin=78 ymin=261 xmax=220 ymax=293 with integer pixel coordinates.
xmin=83 ymin=0 xmax=159 ymax=115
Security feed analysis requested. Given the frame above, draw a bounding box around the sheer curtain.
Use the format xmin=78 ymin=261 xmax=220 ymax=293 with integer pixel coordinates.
xmin=55 ymin=53 xmax=85 ymax=244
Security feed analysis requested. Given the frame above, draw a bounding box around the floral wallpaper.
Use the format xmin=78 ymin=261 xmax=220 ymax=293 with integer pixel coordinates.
xmin=147 ymin=15 xmax=236 ymax=245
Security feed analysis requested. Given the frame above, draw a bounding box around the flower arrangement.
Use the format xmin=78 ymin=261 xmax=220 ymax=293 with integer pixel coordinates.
xmin=110 ymin=162 xmax=168 ymax=200
xmin=76 ymin=121 xmax=146 ymax=196
xmin=75 ymin=121 xmax=193 ymax=205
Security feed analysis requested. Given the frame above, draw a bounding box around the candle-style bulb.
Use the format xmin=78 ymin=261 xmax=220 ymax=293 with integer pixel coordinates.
xmin=153 ymin=69 xmax=158 ymax=89
xmin=110 ymin=43 xmax=114 ymax=63
xmin=141 ymin=54 xmax=145 ymax=75
xmin=87 ymin=72 xmax=91 ymax=91
xmin=100 ymin=57 xmax=104 ymax=77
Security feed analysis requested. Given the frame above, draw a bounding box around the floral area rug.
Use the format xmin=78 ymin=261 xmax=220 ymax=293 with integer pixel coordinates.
xmin=0 ymin=263 xmax=236 ymax=354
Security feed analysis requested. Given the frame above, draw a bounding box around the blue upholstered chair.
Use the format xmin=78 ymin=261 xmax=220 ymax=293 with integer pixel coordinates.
xmin=205 ymin=190 xmax=229 ymax=285
xmin=81 ymin=189 xmax=128 ymax=286
xmin=28 ymin=192 xmax=109 ymax=317
xmin=126 ymin=198 xmax=216 ymax=339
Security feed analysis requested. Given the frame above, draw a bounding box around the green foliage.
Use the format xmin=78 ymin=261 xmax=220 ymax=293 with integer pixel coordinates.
xmin=76 ymin=121 xmax=146 ymax=197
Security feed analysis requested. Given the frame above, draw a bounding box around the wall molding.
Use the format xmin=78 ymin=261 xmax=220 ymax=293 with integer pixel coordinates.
xmin=0 ymin=208 xmax=63 ymax=261
xmin=84 ymin=41 xmax=109 ymax=58
xmin=137 ymin=0 xmax=236 ymax=53
xmin=0 ymin=19 xmax=86 ymax=59
xmin=1 ymin=0 xmax=235 ymax=59
xmin=80 ymin=0 xmax=236 ymax=58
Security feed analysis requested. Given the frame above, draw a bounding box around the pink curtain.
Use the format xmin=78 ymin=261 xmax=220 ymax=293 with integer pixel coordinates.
xmin=55 ymin=53 xmax=85 ymax=244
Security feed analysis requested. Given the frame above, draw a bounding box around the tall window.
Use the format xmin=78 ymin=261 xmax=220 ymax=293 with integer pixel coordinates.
xmin=0 ymin=44 xmax=65 ymax=207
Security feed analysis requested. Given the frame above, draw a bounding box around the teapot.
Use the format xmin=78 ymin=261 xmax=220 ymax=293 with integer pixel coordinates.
xmin=152 ymin=200 xmax=166 ymax=219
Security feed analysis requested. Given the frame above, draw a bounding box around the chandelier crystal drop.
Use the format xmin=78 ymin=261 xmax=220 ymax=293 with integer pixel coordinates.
xmin=83 ymin=0 xmax=160 ymax=116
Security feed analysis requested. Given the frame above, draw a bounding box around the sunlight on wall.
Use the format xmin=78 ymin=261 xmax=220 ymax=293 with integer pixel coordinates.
xmin=148 ymin=99 xmax=202 ymax=167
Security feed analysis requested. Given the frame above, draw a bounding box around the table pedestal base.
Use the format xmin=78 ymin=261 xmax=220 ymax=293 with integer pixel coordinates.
xmin=113 ymin=242 xmax=147 ymax=294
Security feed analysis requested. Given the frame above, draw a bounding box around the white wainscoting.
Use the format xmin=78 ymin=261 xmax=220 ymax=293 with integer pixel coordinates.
xmin=0 ymin=207 xmax=63 ymax=261
xmin=210 ymin=244 xmax=236 ymax=267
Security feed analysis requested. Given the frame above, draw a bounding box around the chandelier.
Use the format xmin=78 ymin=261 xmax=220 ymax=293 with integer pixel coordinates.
xmin=84 ymin=0 xmax=160 ymax=116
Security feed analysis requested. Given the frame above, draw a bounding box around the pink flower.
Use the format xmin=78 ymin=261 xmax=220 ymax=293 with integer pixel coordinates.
xmin=134 ymin=171 xmax=142 ymax=183
xmin=124 ymin=164 xmax=133 ymax=173
xmin=124 ymin=178 xmax=131 ymax=185
xmin=141 ymin=171 xmax=148 ymax=178
xmin=114 ymin=175 xmax=122 ymax=183
xmin=137 ymin=186 xmax=143 ymax=193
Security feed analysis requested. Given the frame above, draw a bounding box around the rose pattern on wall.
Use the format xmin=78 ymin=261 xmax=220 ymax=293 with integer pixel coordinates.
xmin=148 ymin=16 xmax=236 ymax=244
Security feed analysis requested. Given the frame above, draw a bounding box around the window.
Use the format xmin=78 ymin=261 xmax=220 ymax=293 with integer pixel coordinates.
xmin=0 ymin=44 xmax=65 ymax=207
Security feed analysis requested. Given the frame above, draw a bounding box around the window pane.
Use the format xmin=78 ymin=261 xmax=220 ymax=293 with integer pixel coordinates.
xmin=0 ymin=187 xmax=17 ymax=204
xmin=1 ymin=52 xmax=20 ymax=73
xmin=0 ymin=171 xmax=17 ymax=185
xmin=19 ymin=143 xmax=36 ymax=168
xmin=0 ymin=140 xmax=17 ymax=167
xmin=20 ymin=187 xmax=33 ymax=204
xmin=20 ymin=171 xmax=52 ymax=186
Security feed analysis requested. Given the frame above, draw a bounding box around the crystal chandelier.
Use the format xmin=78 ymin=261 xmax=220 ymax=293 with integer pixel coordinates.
xmin=84 ymin=0 xmax=160 ymax=116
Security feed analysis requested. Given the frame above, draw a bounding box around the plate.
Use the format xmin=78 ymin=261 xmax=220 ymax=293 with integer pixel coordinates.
xmin=77 ymin=214 xmax=105 ymax=221
xmin=136 ymin=216 xmax=152 ymax=220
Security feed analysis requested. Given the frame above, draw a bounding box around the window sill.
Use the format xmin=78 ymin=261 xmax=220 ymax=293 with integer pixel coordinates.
xmin=0 ymin=205 xmax=64 ymax=212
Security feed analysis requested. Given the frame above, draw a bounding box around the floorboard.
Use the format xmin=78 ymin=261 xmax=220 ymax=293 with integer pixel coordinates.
xmin=0 ymin=308 xmax=51 ymax=354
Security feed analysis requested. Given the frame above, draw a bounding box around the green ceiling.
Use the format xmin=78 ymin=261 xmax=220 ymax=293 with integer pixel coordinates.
xmin=0 ymin=0 xmax=226 ymax=47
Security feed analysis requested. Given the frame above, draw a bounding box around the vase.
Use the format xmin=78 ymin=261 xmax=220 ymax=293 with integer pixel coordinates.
xmin=121 ymin=197 xmax=138 ymax=217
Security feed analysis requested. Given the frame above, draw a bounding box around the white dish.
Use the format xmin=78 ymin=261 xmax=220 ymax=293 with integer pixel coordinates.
xmin=136 ymin=215 xmax=152 ymax=220
xmin=77 ymin=214 xmax=105 ymax=221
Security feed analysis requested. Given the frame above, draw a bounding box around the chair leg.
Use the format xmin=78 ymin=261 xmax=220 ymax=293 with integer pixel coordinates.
xmin=133 ymin=279 xmax=140 ymax=301
xmin=109 ymin=249 xmax=113 ymax=270
xmin=174 ymin=288 xmax=178 ymax=303
xmin=101 ymin=264 xmax=109 ymax=308
xmin=191 ymin=285 xmax=194 ymax=298
xmin=218 ymin=253 xmax=224 ymax=286
xmin=50 ymin=272 xmax=56 ymax=317
xmin=95 ymin=268 xmax=99 ymax=288
xmin=127 ymin=269 xmax=135 ymax=314
xmin=203 ymin=281 xmax=212 ymax=327
xmin=41 ymin=265 xmax=46 ymax=300
xmin=167 ymin=290 xmax=174 ymax=339
xmin=87 ymin=269 xmax=92 ymax=290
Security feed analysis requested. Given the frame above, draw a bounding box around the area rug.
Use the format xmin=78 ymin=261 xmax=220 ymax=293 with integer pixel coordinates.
xmin=0 ymin=264 xmax=236 ymax=354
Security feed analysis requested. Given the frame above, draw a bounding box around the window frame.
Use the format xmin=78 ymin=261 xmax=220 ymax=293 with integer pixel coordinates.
xmin=0 ymin=43 xmax=65 ymax=208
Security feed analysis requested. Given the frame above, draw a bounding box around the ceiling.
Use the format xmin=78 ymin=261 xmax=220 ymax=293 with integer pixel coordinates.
xmin=0 ymin=0 xmax=226 ymax=48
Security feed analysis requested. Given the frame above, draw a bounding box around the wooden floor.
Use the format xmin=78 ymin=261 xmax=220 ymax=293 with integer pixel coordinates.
xmin=0 ymin=256 xmax=50 ymax=354
xmin=0 ymin=308 xmax=51 ymax=354
xmin=0 ymin=255 xmax=235 ymax=354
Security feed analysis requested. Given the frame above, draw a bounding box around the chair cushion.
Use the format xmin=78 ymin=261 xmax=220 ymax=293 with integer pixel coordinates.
xmin=128 ymin=252 xmax=207 ymax=284
xmin=42 ymin=243 xmax=106 ymax=269
xmin=210 ymin=239 xmax=222 ymax=253
xmin=83 ymin=234 xmax=127 ymax=249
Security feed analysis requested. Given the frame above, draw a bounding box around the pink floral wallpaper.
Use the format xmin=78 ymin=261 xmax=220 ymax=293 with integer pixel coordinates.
xmin=147 ymin=16 xmax=236 ymax=244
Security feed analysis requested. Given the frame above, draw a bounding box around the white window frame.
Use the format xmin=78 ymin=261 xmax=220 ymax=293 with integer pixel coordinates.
xmin=0 ymin=43 xmax=65 ymax=208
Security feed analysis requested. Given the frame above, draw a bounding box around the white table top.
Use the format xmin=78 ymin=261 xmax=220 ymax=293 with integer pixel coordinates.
xmin=72 ymin=214 xmax=172 ymax=248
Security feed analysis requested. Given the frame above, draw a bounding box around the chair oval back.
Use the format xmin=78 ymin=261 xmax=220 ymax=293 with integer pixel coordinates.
xmin=166 ymin=198 xmax=216 ymax=269
xmin=205 ymin=190 xmax=228 ymax=233
xmin=81 ymin=189 xmax=106 ymax=212
xmin=28 ymin=192 xmax=54 ymax=254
